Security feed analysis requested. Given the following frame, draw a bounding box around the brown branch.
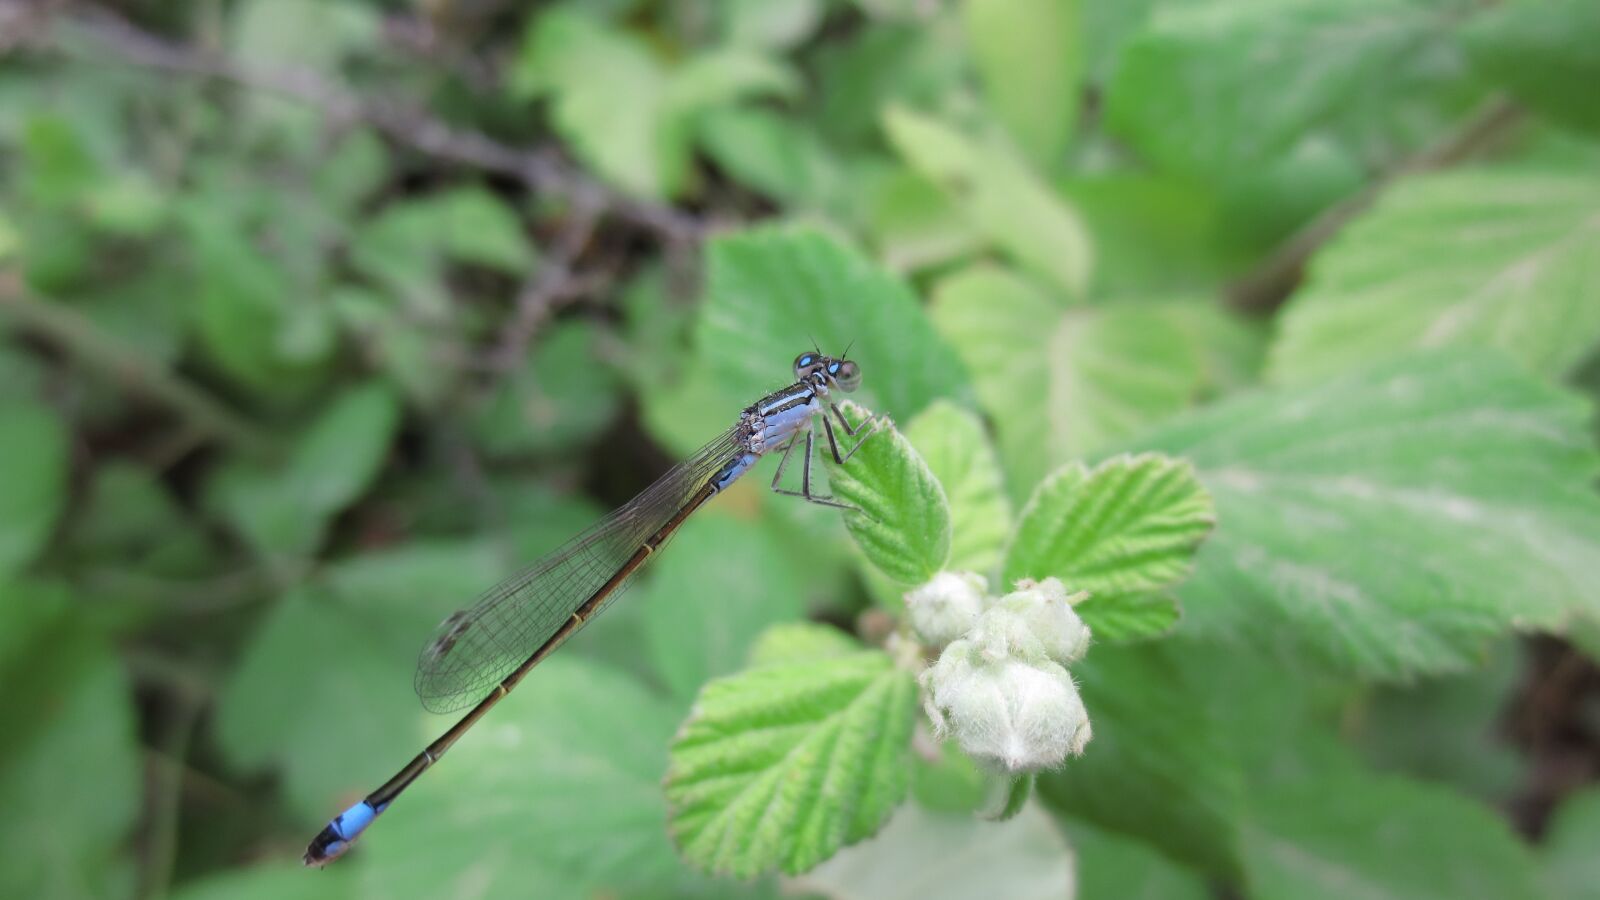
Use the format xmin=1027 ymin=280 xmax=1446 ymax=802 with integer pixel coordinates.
xmin=23 ymin=3 xmax=704 ymax=245
xmin=1226 ymin=95 xmax=1528 ymax=314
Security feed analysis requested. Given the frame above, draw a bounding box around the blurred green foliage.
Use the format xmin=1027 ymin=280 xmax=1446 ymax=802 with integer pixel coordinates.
xmin=2 ymin=0 xmax=1599 ymax=898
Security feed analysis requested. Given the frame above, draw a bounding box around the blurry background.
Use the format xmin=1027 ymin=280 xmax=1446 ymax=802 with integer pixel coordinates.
xmin=2 ymin=0 xmax=1599 ymax=898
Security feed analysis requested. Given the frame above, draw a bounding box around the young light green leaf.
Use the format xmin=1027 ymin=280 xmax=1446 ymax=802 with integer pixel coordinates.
xmin=904 ymin=401 xmax=1011 ymax=575
xmin=1271 ymin=168 xmax=1600 ymax=383
xmin=824 ymin=400 xmax=950 ymax=585
xmin=0 ymin=400 xmax=68 ymax=581
xmin=748 ymin=622 xmax=864 ymax=668
xmin=788 ymin=803 xmax=1074 ymax=900
xmin=1242 ymin=772 xmax=1543 ymax=900
xmin=1542 ymin=788 xmax=1600 ymax=900
xmin=1003 ymin=454 xmax=1215 ymax=642
xmin=696 ymin=224 xmax=970 ymax=421
xmin=1462 ymin=0 xmax=1600 ymax=137
xmin=930 ymin=266 xmax=1208 ymax=499
xmin=665 ymin=649 xmax=918 ymax=877
xmin=1131 ymin=349 xmax=1600 ymax=680
xmin=884 ymin=106 xmax=1092 ymax=298
xmin=963 ymin=0 xmax=1082 ymax=168
xmin=472 ymin=321 xmax=622 ymax=458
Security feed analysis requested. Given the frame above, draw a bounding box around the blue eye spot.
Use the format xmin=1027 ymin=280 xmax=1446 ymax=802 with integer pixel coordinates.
xmin=828 ymin=362 xmax=840 ymax=373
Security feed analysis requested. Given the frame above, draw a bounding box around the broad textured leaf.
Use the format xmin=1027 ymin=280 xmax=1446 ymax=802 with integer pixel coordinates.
xmin=905 ymin=401 xmax=1011 ymax=575
xmin=884 ymin=106 xmax=1092 ymax=297
xmin=931 ymin=266 xmax=1206 ymax=498
xmin=639 ymin=512 xmax=808 ymax=700
xmin=1242 ymin=773 xmax=1542 ymax=900
xmin=697 ymin=224 xmax=969 ymax=421
xmin=1462 ymin=0 xmax=1600 ymax=136
xmin=963 ymin=0 xmax=1082 ymax=167
xmin=364 ymin=657 xmax=691 ymax=896
xmin=0 ymin=400 xmax=68 ymax=580
xmin=824 ymin=400 xmax=950 ymax=585
xmin=1131 ymin=350 xmax=1600 ymax=680
xmin=665 ymin=649 xmax=918 ymax=877
xmin=216 ymin=541 xmax=502 ymax=819
xmin=1064 ymin=819 xmax=1211 ymax=900
xmin=1105 ymin=0 xmax=1475 ymax=182
xmin=1542 ymin=788 xmax=1600 ymax=900
xmin=1038 ymin=644 xmax=1246 ymax=878
xmin=1271 ymin=169 xmax=1600 ymax=383
xmin=789 ymin=803 xmax=1074 ymax=900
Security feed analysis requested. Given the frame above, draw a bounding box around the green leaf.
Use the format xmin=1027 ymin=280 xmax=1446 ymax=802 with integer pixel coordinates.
xmin=962 ymin=0 xmax=1082 ymax=167
xmin=930 ymin=266 xmax=1209 ymax=498
xmin=789 ymin=803 xmax=1074 ymax=900
xmin=1105 ymin=0 xmax=1473 ymax=184
xmin=207 ymin=382 xmax=400 ymax=564
xmin=1037 ymin=643 xmax=1246 ymax=878
xmin=696 ymin=224 xmax=970 ymax=421
xmin=0 ymin=584 xmax=139 ymax=900
xmin=170 ymin=865 xmax=356 ymax=900
xmin=216 ymin=541 xmax=502 ymax=819
xmin=1242 ymin=772 xmax=1542 ymax=900
xmin=1063 ymin=819 xmax=1212 ymax=900
xmin=639 ymin=512 xmax=808 ymax=700
xmin=1130 ymin=350 xmax=1600 ymax=680
xmin=904 ymin=401 xmax=1011 ymax=575
xmin=351 ymin=187 xmax=534 ymax=307
xmin=665 ymin=648 xmax=918 ymax=877
xmin=864 ymin=168 xmax=983 ymax=274
xmin=364 ymin=657 xmax=690 ymax=896
xmin=747 ymin=622 xmax=864 ymax=667
xmin=1542 ymin=788 xmax=1600 ymax=900
xmin=884 ymin=106 xmax=1092 ymax=297
xmin=472 ymin=321 xmax=622 ymax=458
xmin=0 ymin=400 xmax=68 ymax=581
xmin=1271 ymin=168 xmax=1600 ymax=383
xmin=697 ymin=107 xmax=845 ymax=212
xmin=1462 ymin=0 xmax=1600 ymax=136
xmin=824 ymin=400 xmax=950 ymax=585
xmin=664 ymin=49 xmax=800 ymax=116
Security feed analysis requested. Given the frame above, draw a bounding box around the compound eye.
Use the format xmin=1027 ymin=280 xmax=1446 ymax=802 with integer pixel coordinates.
xmin=835 ymin=360 xmax=862 ymax=392
xmin=794 ymin=352 xmax=819 ymax=379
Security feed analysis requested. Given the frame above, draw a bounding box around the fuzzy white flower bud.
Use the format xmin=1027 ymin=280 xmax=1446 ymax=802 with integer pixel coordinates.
xmin=920 ymin=642 xmax=1091 ymax=774
xmin=905 ymin=571 xmax=988 ymax=647
xmin=1001 ymin=577 xmax=1092 ymax=666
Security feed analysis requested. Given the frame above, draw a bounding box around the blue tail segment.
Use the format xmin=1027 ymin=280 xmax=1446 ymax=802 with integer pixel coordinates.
xmin=303 ymin=800 xmax=385 ymax=866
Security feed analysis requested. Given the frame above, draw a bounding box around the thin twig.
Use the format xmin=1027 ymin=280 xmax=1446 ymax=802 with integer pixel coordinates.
xmin=24 ymin=3 xmax=704 ymax=245
xmin=1226 ymin=96 xmax=1528 ymax=313
xmin=0 ymin=272 xmax=268 ymax=450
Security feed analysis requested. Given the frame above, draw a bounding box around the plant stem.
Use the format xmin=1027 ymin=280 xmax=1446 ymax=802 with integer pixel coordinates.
xmin=984 ymin=773 xmax=1035 ymax=822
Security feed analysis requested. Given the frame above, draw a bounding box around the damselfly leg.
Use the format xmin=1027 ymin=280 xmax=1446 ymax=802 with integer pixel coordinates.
xmin=770 ymin=425 xmax=854 ymax=510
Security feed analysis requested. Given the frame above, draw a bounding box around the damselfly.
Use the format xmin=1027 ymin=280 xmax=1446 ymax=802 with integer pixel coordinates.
xmin=304 ymin=350 xmax=883 ymax=865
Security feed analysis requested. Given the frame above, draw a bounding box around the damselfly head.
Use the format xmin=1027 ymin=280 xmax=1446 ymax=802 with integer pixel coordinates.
xmin=794 ymin=350 xmax=862 ymax=393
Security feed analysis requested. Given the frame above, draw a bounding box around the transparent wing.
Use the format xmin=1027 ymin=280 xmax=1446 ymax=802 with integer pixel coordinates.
xmin=414 ymin=424 xmax=744 ymax=713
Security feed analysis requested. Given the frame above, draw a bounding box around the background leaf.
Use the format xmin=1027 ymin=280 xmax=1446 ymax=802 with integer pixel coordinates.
xmin=1271 ymin=168 xmax=1600 ymax=383
xmin=665 ymin=647 xmax=918 ymax=877
xmin=1131 ymin=350 xmax=1600 ymax=680
xmin=697 ymin=224 xmax=970 ymax=421
xmin=1462 ymin=0 xmax=1600 ymax=137
xmin=962 ymin=0 xmax=1082 ymax=168
xmin=1542 ymin=788 xmax=1600 ymax=900
xmin=0 ymin=400 xmax=68 ymax=580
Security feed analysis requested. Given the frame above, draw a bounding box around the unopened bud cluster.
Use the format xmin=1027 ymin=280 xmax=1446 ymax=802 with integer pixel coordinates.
xmin=909 ymin=575 xmax=1093 ymax=774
